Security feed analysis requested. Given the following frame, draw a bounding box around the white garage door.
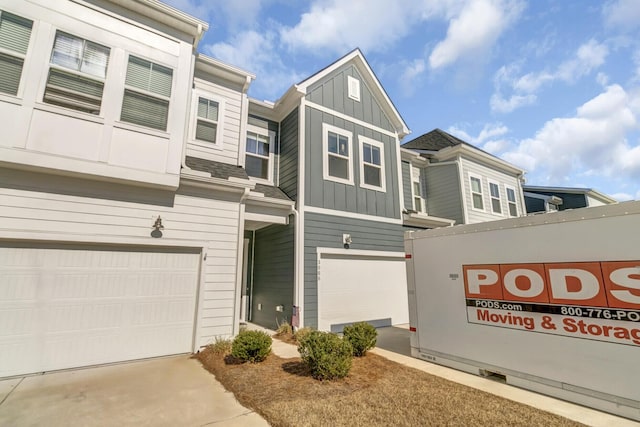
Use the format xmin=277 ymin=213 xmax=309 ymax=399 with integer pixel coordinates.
xmin=317 ymin=251 xmax=408 ymax=332
xmin=0 ymin=243 xmax=200 ymax=378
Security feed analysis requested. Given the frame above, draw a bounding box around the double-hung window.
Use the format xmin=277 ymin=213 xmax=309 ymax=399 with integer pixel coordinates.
xmin=470 ymin=175 xmax=484 ymax=210
xmin=245 ymin=125 xmax=274 ymax=182
xmin=506 ymin=186 xmax=518 ymax=217
xmin=195 ymin=97 xmax=221 ymax=144
xmin=359 ymin=136 xmax=385 ymax=191
xmin=489 ymin=181 xmax=502 ymax=214
xmin=323 ymin=123 xmax=353 ymax=185
xmin=44 ymin=31 xmax=110 ymax=114
xmin=412 ymin=165 xmax=424 ymax=212
xmin=0 ymin=10 xmax=33 ymax=96
xmin=121 ymin=56 xmax=172 ymax=131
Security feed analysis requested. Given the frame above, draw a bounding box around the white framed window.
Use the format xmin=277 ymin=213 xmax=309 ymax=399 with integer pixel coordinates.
xmin=358 ymin=136 xmax=386 ymax=192
xmin=469 ymin=175 xmax=484 ymax=211
xmin=505 ymin=185 xmax=518 ymax=217
xmin=347 ymin=75 xmax=360 ymax=102
xmin=245 ymin=124 xmax=275 ymax=183
xmin=323 ymin=123 xmax=354 ymax=185
xmin=410 ymin=165 xmax=424 ymax=212
xmin=120 ymin=55 xmax=172 ymax=131
xmin=488 ymin=181 xmax=502 ymax=214
xmin=0 ymin=10 xmax=33 ymax=96
xmin=44 ymin=31 xmax=110 ymax=114
xmin=191 ymin=92 xmax=224 ymax=147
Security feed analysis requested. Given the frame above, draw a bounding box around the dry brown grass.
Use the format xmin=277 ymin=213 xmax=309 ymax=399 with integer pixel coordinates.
xmin=195 ymin=342 xmax=584 ymax=427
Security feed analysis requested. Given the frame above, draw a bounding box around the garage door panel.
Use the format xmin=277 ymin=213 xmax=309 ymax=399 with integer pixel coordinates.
xmin=0 ymin=245 xmax=200 ymax=378
xmin=318 ymin=253 xmax=408 ymax=332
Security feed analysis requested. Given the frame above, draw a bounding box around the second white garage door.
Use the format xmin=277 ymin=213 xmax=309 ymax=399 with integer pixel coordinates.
xmin=0 ymin=243 xmax=201 ymax=378
xmin=317 ymin=251 xmax=408 ymax=332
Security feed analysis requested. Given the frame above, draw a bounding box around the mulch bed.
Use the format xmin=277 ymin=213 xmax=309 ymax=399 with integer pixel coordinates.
xmin=195 ymin=341 xmax=584 ymax=427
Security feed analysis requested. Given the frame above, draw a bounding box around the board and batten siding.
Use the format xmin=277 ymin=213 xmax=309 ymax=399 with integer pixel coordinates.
xmin=460 ymin=157 xmax=523 ymax=224
xmin=0 ymin=169 xmax=242 ymax=348
xmin=401 ymin=161 xmax=413 ymax=210
xmin=278 ymin=108 xmax=299 ymax=200
xmin=303 ymin=212 xmax=404 ymax=328
xmin=186 ymin=77 xmax=244 ymax=166
xmin=424 ymin=163 xmax=464 ymax=225
xmin=306 ymin=65 xmax=394 ymax=132
xmin=250 ymin=223 xmax=295 ymax=330
xmin=305 ymin=107 xmax=401 ymax=219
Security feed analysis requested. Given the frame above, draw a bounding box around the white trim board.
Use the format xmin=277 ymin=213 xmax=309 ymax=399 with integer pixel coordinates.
xmin=304 ymin=205 xmax=402 ymax=225
xmin=306 ymin=100 xmax=397 ymax=139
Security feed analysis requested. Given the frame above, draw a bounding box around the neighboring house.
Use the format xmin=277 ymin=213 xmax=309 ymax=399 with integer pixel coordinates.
xmin=523 ymin=186 xmax=617 ymax=214
xmin=401 ymin=129 xmax=527 ymax=225
xmin=0 ymin=0 xmax=293 ymax=378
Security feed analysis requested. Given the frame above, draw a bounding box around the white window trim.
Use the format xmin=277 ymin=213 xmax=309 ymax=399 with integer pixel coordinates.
xmin=469 ymin=174 xmax=485 ymax=212
xmin=358 ymin=136 xmax=386 ymax=192
xmin=505 ymin=184 xmax=519 ymax=217
xmin=189 ymin=90 xmax=225 ymax=150
xmin=347 ymin=75 xmax=360 ymax=102
xmin=322 ymin=122 xmax=354 ymax=186
xmin=0 ymin=10 xmax=33 ymax=100
xmin=409 ymin=164 xmax=424 ymax=213
xmin=245 ymin=123 xmax=275 ymax=185
xmin=488 ymin=180 xmax=503 ymax=215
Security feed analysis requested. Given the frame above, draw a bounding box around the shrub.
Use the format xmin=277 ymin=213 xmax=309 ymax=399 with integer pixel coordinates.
xmin=293 ymin=326 xmax=314 ymax=343
xmin=298 ymin=331 xmax=353 ymax=380
xmin=209 ymin=336 xmax=232 ymax=355
xmin=343 ymin=322 xmax=377 ymax=356
xmin=231 ymin=330 xmax=272 ymax=363
xmin=275 ymin=319 xmax=293 ymax=336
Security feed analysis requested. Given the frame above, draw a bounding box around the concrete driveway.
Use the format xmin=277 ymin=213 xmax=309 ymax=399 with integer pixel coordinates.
xmin=375 ymin=324 xmax=411 ymax=357
xmin=0 ymin=356 xmax=268 ymax=427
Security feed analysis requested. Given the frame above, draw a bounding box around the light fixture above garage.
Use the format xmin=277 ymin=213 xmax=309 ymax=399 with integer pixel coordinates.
xmin=342 ymin=233 xmax=352 ymax=249
xmin=151 ymin=216 xmax=164 ymax=238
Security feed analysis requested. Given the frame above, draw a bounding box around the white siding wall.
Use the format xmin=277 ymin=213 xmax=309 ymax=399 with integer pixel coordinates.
xmin=460 ymin=157 xmax=524 ymax=224
xmin=186 ymin=78 xmax=244 ymax=166
xmin=586 ymin=195 xmax=607 ymax=207
xmin=0 ymin=0 xmax=194 ymax=187
xmin=0 ymin=171 xmax=241 ymax=348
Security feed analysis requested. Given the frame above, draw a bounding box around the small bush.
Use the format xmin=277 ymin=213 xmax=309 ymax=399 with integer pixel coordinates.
xmin=209 ymin=336 xmax=232 ymax=355
xmin=343 ymin=322 xmax=377 ymax=356
xmin=298 ymin=331 xmax=353 ymax=380
xmin=275 ymin=319 xmax=293 ymax=336
xmin=231 ymin=330 xmax=272 ymax=363
xmin=293 ymin=326 xmax=314 ymax=343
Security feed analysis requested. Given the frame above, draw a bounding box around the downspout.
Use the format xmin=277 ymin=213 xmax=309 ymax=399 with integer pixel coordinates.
xmin=289 ymin=205 xmax=300 ymax=329
xmin=232 ymin=187 xmax=252 ymax=335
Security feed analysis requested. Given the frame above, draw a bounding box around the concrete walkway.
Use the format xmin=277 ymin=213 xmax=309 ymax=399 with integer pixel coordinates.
xmin=263 ymin=324 xmax=638 ymax=427
xmin=0 ymin=356 xmax=268 ymax=427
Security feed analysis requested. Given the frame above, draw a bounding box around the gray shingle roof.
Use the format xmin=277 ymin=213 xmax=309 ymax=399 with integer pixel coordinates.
xmin=184 ymin=156 xmax=292 ymax=202
xmin=401 ymin=128 xmax=467 ymax=151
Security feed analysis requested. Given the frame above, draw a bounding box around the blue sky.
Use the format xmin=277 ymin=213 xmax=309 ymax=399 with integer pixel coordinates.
xmin=166 ymin=0 xmax=640 ymax=201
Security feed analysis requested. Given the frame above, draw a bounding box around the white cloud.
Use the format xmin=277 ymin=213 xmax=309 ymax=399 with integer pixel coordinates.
xmin=399 ymin=59 xmax=426 ymax=94
xmin=603 ymin=0 xmax=640 ymax=31
xmin=448 ymin=123 xmax=512 ymax=154
xmin=204 ymin=31 xmax=303 ymax=99
xmin=163 ymin=0 xmax=265 ymax=29
xmin=491 ymin=39 xmax=609 ymax=113
xmin=610 ymin=192 xmax=634 ymax=201
xmin=429 ymin=0 xmax=524 ymax=69
xmin=502 ymin=84 xmax=640 ymax=184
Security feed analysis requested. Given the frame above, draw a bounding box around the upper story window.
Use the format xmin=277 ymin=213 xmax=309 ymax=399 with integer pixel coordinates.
xmin=245 ymin=124 xmax=274 ymax=183
xmin=489 ymin=181 xmax=502 ymax=214
xmin=469 ymin=175 xmax=484 ymax=210
xmin=359 ymin=136 xmax=385 ymax=192
xmin=44 ymin=31 xmax=110 ymax=114
xmin=412 ymin=166 xmax=424 ymax=212
xmin=195 ymin=97 xmax=222 ymax=144
xmin=0 ymin=10 xmax=33 ymax=96
xmin=506 ymin=186 xmax=518 ymax=217
xmin=323 ymin=123 xmax=353 ymax=185
xmin=121 ymin=55 xmax=172 ymax=131
xmin=347 ymin=75 xmax=360 ymax=101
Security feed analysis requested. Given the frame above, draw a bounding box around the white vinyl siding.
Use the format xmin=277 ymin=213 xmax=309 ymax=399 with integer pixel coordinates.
xmin=359 ymin=136 xmax=385 ymax=192
xmin=469 ymin=175 xmax=484 ymax=211
xmin=506 ymin=185 xmax=518 ymax=217
xmin=0 ymin=10 xmax=32 ymax=96
xmin=121 ymin=56 xmax=172 ymax=130
xmin=44 ymin=31 xmax=110 ymax=114
xmin=489 ymin=181 xmax=502 ymax=214
xmin=323 ymin=123 xmax=354 ymax=185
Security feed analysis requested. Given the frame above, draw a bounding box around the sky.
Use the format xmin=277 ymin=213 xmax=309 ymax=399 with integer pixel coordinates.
xmin=166 ymin=0 xmax=640 ymax=201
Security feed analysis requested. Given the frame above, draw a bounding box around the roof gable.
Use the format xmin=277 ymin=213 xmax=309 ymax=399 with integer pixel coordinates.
xmin=401 ymin=128 xmax=466 ymax=151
